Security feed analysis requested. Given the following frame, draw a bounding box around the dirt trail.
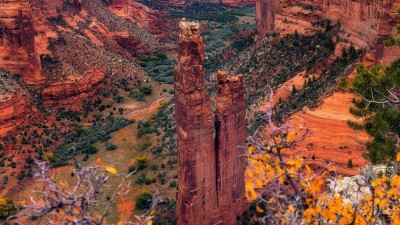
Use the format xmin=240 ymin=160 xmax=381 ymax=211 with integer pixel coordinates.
xmin=126 ymin=97 xmax=170 ymax=119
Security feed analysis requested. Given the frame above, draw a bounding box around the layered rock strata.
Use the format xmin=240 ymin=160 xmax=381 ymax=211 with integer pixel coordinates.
xmin=256 ymin=0 xmax=275 ymax=38
xmin=318 ymin=0 xmax=400 ymax=57
xmin=41 ymin=68 xmax=107 ymax=111
xmin=0 ymin=0 xmax=42 ymax=83
xmin=0 ymin=94 xmax=32 ymax=136
xmin=281 ymin=0 xmax=399 ymax=56
xmin=175 ymin=19 xmax=246 ymax=225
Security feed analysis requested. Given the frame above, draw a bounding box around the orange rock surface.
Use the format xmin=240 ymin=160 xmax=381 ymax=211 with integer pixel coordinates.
xmin=0 ymin=95 xmax=32 ymax=136
xmin=0 ymin=0 xmax=42 ymax=84
xmin=41 ymin=68 xmax=107 ymax=110
xmin=287 ymin=92 xmax=370 ymax=175
xmin=215 ymin=71 xmax=246 ymax=224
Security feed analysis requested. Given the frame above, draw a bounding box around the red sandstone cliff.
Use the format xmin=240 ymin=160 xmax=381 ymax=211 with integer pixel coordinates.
xmin=0 ymin=0 xmax=42 ymax=84
xmin=268 ymin=0 xmax=400 ymax=58
xmin=175 ymin=19 xmax=246 ymax=225
xmin=0 ymin=94 xmax=32 ymax=136
xmin=105 ymin=0 xmax=127 ymax=7
xmin=0 ymin=0 xmax=159 ymax=134
xmin=256 ymin=0 xmax=275 ymax=38
xmin=41 ymin=68 xmax=107 ymax=111
xmin=318 ymin=0 xmax=400 ymax=57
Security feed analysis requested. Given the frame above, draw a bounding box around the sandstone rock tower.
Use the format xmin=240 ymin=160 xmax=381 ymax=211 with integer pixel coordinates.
xmin=215 ymin=71 xmax=246 ymax=225
xmin=256 ymin=0 xmax=275 ymax=39
xmin=175 ymin=19 xmax=246 ymax=225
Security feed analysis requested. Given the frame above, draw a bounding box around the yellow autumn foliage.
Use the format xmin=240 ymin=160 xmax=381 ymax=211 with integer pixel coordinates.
xmin=245 ymin=136 xmax=400 ymax=224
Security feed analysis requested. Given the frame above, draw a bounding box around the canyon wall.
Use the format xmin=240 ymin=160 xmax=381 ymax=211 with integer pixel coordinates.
xmin=0 ymin=94 xmax=32 ymax=136
xmin=146 ymin=0 xmax=255 ymax=6
xmin=0 ymin=0 xmax=42 ymax=84
xmin=175 ymin=20 xmax=246 ymax=225
xmin=319 ymin=0 xmax=400 ymax=56
xmin=0 ymin=0 xmax=158 ymax=135
xmin=256 ymin=0 xmax=275 ymax=38
xmin=256 ymin=0 xmax=400 ymax=57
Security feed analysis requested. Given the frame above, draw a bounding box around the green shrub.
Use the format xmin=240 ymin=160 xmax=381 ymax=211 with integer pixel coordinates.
xmin=135 ymin=190 xmax=153 ymax=209
xmin=136 ymin=173 xmax=147 ymax=185
xmin=338 ymin=77 xmax=349 ymax=90
xmin=230 ymin=24 xmax=240 ymax=33
xmin=131 ymin=91 xmax=145 ymax=102
xmin=106 ymin=143 xmax=117 ymax=151
xmin=82 ymin=145 xmax=98 ymax=154
xmin=137 ymin=61 xmax=148 ymax=67
xmin=169 ymin=180 xmax=177 ymax=188
xmin=139 ymin=84 xmax=153 ymax=95
xmin=136 ymin=156 xmax=148 ymax=170
xmin=137 ymin=121 xmax=153 ymax=138
xmin=128 ymin=165 xmax=137 ymax=173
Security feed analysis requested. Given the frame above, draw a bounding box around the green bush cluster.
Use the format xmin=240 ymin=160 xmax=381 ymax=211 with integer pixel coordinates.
xmin=53 ymin=117 xmax=132 ymax=167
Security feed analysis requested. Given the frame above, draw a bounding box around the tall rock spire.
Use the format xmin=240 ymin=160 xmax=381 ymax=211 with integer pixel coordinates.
xmin=175 ymin=19 xmax=246 ymax=225
xmin=215 ymin=71 xmax=246 ymax=224
xmin=256 ymin=0 xmax=275 ymax=39
xmin=174 ymin=19 xmax=219 ymax=225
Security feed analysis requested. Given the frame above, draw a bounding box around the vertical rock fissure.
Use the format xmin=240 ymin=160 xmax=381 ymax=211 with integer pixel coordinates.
xmin=214 ymin=119 xmax=221 ymax=205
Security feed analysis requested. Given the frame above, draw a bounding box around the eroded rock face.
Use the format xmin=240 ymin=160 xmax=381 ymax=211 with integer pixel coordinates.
xmin=41 ymin=68 xmax=107 ymax=111
xmin=0 ymin=0 xmax=42 ymax=84
xmin=215 ymin=71 xmax=246 ymax=224
xmin=175 ymin=19 xmax=246 ymax=225
xmin=256 ymin=0 xmax=275 ymax=38
xmin=0 ymin=95 xmax=32 ymax=136
xmin=175 ymin=19 xmax=218 ymax=225
xmin=275 ymin=0 xmax=400 ymax=57
xmin=146 ymin=0 xmax=255 ymax=6
xmin=319 ymin=0 xmax=400 ymax=55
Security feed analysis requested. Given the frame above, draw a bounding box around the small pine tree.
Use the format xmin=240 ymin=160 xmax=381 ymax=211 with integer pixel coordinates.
xmin=291 ymin=85 xmax=297 ymax=95
xmin=347 ymin=159 xmax=353 ymax=168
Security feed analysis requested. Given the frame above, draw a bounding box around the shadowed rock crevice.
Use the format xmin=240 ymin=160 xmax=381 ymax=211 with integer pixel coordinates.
xmin=175 ymin=19 xmax=246 ymax=225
